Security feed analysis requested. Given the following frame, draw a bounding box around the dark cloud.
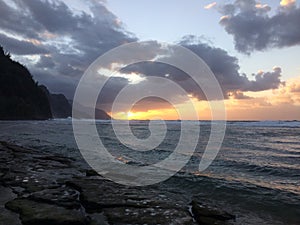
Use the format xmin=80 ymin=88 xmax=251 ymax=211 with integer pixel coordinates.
xmin=36 ymin=55 xmax=55 ymax=68
xmin=32 ymin=69 xmax=77 ymax=99
xmin=0 ymin=33 xmax=49 ymax=55
xmin=118 ymin=36 xmax=284 ymax=101
xmin=96 ymin=77 xmax=129 ymax=111
xmin=0 ymin=0 xmax=286 ymax=111
xmin=0 ymin=0 xmax=44 ymax=39
xmin=180 ymin=38 xmax=284 ymax=95
xmin=22 ymin=0 xmax=85 ymax=34
xmin=218 ymin=0 xmax=300 ymax=54
xmin=229 ymin=91 xmax=252 ymax=99
xmin=243 ymin=67 xmax=284 ymax=92
xmin=0 ymin=0 xmax=136 ymax=97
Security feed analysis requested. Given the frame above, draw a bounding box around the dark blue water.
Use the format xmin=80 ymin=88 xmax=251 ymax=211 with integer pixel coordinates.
xmin=0 ymin=120 xmax=299 ymax=224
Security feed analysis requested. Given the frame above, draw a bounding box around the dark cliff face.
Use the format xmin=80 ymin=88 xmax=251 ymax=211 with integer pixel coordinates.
xmin=49 ymin=93 xmax=72 ymax=118
xmin=72 ymin=101 xmax=111 ymax=120
xmin=0 ymin=46 xmax=52 ymax=120
xmin=0 ymin=46 xmax=111 ymax=120
xmin=40 ymin=85 xmax=72 ymax=118
xmin=40 ymin=86 xmax=111 ymax=119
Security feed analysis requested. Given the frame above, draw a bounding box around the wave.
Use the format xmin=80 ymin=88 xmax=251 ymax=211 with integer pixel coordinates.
xmin=215 ymin=159 xmax=300 ymax=178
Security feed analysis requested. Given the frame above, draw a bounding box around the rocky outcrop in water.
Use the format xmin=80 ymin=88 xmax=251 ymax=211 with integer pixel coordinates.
xmin=191 ymin=200 xmax=236 ymax=225
xmin=0 ymin=141 xmax=235 ymax=225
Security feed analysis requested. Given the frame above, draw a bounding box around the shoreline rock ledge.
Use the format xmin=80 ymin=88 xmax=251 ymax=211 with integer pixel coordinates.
xmin=0 ymin=141 xmax=235 ymax=225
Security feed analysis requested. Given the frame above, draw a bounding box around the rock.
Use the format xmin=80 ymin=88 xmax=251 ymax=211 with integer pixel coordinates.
xmin=87 ymin=213 xmax=109 ymax=225
xmin=28 ymin=186 xmax=81 ymax=209
xmin=0 ymin=141 xmax=80 ymax=194
xmin=67 ymin=178 xmax=147 ymax=213
xmin=0 ymin=141 xmax=199 ymax=225
xmin=85 ymin=169 xmax=99 ymax=177
xmin=103 ymin=206 xmax=194 ymax=225
xmin=40 ymin=85 xmax=72 ymax=118
xmin=191 ymin=200 xmax=236 ymax=225
xmin=0 ymin=186 xmax=22 ymax=225
xmin=72 ymin=101 xmax=111 ymax=120
xmin=67 ymin=177 xmax=196 ymax=224
xmin=5 ymin=198 xmax=87 ymax=225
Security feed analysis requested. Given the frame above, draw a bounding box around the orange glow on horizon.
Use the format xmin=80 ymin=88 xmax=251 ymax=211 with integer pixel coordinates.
xmin=111 ymin=108 xmax=180 ymax=120
xmin=108 ymin=77 xmax=300 ymax=121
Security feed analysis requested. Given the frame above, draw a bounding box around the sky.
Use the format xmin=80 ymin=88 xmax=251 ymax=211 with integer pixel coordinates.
xmin=0 ymin=0 xmax=299 ymax=120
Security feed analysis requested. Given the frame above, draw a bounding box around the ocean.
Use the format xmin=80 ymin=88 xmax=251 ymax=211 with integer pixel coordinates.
xmin=0 ymin=120 xmax=299 ymax=224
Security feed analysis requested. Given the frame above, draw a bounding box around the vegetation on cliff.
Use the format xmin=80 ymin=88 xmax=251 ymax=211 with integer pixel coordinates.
xmin=0 ymin=46 xmax=52 ymax=120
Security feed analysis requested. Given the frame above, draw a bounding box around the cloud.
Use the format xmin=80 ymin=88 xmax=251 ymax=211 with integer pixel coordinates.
xmin=0 ymin=0 xmax=136 ymax=97
xmin=274 ymin=76 xmax=300 ymax=105
xmin=224 ymin=76 xmax=300 ymax=120
xmin=243 ymin=67 xmax=284 ymax=92
xmin=0 ymin=1 xmax=286 ymax=112
xmin=255 ymin=3 xmax=271 ymax=11
xmin=290 ymin=83 xmax=300 ymax=92
xmin=218 ymin=0 xmax=300 ymax=54
xmin=204 ymin=2 xmax=217 ymax=9
xmin=0 ymin=33 xmax=49 ymax=55
xmin=180 ymin=37 xmax=284 ymax=95
xmin=280 ymin=0 xmax=296 ymax=7
xmin=228 ymin=91 xmax=252 ymax=99
xmin=36 ymin=55 xmax=55 ymax=68
xmin=113 ymin=36 xmax=284 ymax=104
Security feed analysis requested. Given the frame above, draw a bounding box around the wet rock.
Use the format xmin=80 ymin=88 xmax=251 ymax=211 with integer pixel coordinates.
xmin=67 ymin=177 xmax=196 ymax=224
xmin=103 ymin=206 xmax=194 ymax=225
xmin=85 ymin=169 xmax=99 ymax=177
xmin=67 ymin=178 xmax=149 ymax=213
xmin=5 ymin=198 xmax=87 ymax=225
xmin=191 ymin=200 xmax=236 ymax=225
xmin=0 ymin=186 xmax=22 ymax=225
xmin=0 ymin=141 xmax=199 ymax=225
xmin=28 ymin=186 xmax=81 ymax=209
xmin=34 ymin=155 xmax=73 ymax=167
xmin=87 ymin=213 xmax=109 ymax=225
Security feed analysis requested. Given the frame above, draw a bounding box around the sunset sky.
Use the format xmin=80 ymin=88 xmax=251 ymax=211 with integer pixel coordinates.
xmin=0 ymin=0 xmax=299 ymax=120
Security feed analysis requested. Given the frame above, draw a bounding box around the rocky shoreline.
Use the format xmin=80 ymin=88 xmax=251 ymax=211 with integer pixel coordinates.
xmin=0 ymin=141 xmax=235 ymax=225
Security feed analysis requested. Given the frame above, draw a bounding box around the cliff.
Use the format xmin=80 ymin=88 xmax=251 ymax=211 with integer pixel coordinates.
xmin=0 ymin=46 xmax=52 ymax=120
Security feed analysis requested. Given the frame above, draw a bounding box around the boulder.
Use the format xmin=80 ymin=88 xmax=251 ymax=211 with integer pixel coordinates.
xmin=191 ymin=200 xmax=236 ymax=225
xmin=5 ymin=198 xmax=87 ymax=225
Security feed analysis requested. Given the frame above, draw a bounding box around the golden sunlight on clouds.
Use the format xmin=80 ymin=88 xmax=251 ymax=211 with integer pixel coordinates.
xmin=255 ymin=3 xmax=270 ymax=9
xmin=40 ymin=31 xmax=57 ymax=39
xmin=26 ymin=39 xmax=42 ymax=46
xmin=280 ymin=0 xmax=296 ymax=7
xmin=204 ymin=2 xmax=217 ymax=9
xmin=219 ymin=15 xmax=231 ymax=23
xmin=110 ymin=77 xmax=300 ymax=121
xmin=111 ymin=108 xmax=179 ymax=120
xmin=225 ymin=76 xmax=300 ymax=120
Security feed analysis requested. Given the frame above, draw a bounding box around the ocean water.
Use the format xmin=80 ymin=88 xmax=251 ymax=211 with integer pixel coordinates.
xmin=0 ymin=120 xmax=299 ymax=224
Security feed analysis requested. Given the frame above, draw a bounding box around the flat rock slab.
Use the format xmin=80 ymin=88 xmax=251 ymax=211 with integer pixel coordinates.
xmin=5 ymin=198 xmax=87 ymax=225
xmin=191 ymin=200 xmax=236 ymax=225
xmin=67 ymin=177 xmax=196 ymax=224
xmin=28 ymin=186 xmax=81 ymax=209
xmin=0 ymin=186 xmax=22 ymax=225
xmin=103 ymin=206 xmax=194 ymax=225
xmin=0 ymin=141 xmax=235 ymax=225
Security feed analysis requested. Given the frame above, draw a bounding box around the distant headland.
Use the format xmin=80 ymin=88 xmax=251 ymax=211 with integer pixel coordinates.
xmin=0 ymin=46 xmax=110 ymax=120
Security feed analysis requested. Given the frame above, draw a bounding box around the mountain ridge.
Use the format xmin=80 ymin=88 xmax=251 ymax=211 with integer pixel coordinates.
xmin=0 ymin=45 xmax=111 ymax=120
xmin=0 ymin=46 xmax=52 ymax=120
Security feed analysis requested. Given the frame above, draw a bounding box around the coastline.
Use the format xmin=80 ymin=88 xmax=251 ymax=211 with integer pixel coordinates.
xmin=0 ymin=141 xmax=236 ymax=225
